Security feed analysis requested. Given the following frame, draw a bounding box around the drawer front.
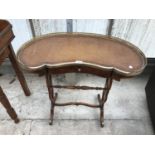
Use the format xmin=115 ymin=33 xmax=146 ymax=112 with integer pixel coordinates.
xmin=49 ymin=65 xmax=112 ymax=78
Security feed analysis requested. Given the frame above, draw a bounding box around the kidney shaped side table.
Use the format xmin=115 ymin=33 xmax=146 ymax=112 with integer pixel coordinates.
xmin=17 ymin=33 xmax=146 ymax=127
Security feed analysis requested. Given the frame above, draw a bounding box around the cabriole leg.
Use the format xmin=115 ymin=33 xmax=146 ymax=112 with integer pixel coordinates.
xmin=98 ymin=76 xmax=113 ymax=127
xmin=45 ymin=69 xmax=57 ymax=125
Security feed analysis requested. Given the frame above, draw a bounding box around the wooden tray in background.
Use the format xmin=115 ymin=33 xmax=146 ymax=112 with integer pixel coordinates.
xmin=0 ymin=20 xmax=14 ymax=64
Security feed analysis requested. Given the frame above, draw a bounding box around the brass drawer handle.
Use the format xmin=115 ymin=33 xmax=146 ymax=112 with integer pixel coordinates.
xmin=78 ymin=68 xmax=81 ymax=72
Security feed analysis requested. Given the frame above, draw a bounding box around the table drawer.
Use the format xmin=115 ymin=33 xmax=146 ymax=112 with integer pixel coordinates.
xmin=49 ymin=65 xmax=112 ymax=78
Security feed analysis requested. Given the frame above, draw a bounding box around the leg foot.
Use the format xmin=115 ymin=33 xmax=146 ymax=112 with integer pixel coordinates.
xmin=100 ymin=108 xmax=104 ymax=128
xmin=14 ymin=118 xmax=20 ymax=124
xmin=100 ymin=122 xmax=104 ymax=128
xmin=49 ymin=121 xmax=53 ymax=125
xmin=49 ymin=106 xmax=54 ymax=125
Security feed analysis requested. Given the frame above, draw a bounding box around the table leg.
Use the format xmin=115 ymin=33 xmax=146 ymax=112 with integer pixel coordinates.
xmin=45 ymin=69 xmax=57 ymax=125
xmin=8 ymin=44 xmax=31 ymax=96
xmin=45 ymin=68 xmax=113 ymax=127
xmin=98 ymin=76 xmax=113 ymax=127
xmin=0 ymin=86 xmax=19 ymax=123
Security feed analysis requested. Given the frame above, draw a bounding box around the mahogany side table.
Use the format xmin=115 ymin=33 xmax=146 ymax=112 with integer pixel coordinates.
xmin=17 ymin=33 xmax=146 ymax=127
xmin=0 ymin=20 xmax=31 ymax=123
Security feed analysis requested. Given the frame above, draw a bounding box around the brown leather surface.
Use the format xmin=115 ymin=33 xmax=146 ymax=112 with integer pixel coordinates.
xmin=17 ymin=33 xmax=146 ymax=76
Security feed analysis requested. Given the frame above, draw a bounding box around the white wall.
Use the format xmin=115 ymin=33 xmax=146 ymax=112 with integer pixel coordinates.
xmin=111 ymin=19 xmax=155 ymax=58
xmin=73 ymin=19 xmax=109 ymax=34
xmin=31 ymin=19 xmax=67 ymax=36
xmin=8 ymin=19 xmax=32 ymax=53
xmin=8 ymin=19 xmax=155 ymax=58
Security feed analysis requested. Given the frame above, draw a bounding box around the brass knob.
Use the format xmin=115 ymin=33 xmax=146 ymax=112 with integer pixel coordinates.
xmin=78 ymin=68 xmax=81 ymax=72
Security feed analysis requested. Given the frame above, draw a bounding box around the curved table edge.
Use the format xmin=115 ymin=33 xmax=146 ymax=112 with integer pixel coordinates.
xmin=17 ymin=59 xmax=147 ymax=77
xmin=16 ymin=32 xmax=147 ymax=77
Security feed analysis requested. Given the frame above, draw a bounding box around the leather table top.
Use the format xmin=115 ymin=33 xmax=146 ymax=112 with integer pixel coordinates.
xmin=17 ymin=33 xmax=147 ymax=76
